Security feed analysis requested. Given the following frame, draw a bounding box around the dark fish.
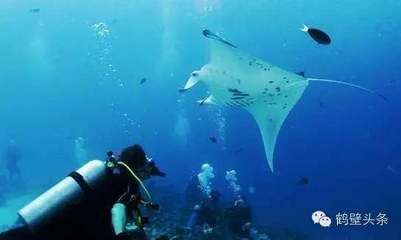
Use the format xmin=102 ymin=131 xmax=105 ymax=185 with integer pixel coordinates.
xmin=301 ymin=24 xmax=331 ymax=45
xmin=377 ymin=93 xmax=388 ymax=101
xmin=209 ymin=137 xmax=217 ymax=143
xmin=297 ymin=177 xmax=309 ymax=186
xmin=234 ymin=147 xmax=243 ymax=153
xmin=29 ymin=8 xmax=40 ymax=13
xmin=297 ymin=71 xmax=305 ymax=77
xmin=140 ymin=78 xmax=147 ymax=85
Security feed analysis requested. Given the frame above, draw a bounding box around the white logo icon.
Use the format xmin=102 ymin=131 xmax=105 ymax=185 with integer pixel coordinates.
xmin=312 ymin=211 xmax=326 ymax=224
xmin=312 ymin=210 xmax=332 ymax=227
xmin=319 ymin=216 xmax=332 ymax=227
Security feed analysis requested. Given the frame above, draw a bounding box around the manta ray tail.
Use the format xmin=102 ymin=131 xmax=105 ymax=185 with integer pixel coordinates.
xmin=307 ymin=78 xmax=387 ymax=101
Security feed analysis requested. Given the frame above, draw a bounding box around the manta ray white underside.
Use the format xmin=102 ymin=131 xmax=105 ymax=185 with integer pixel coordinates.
xmin=181 ymin=29 xmax=381 ymax=172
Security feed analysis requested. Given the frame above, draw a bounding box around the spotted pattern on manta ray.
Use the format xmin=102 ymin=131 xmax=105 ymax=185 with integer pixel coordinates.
xmin=203 ymin=61 xmax=300 ymax=112
xmin=247 ymin=57 xmax=274 ymax=72
xmin=207 ymin=67 xmax=244 ymax=85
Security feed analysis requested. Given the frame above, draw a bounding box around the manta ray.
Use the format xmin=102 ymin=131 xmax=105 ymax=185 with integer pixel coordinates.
xmin=181 ymin=29 xmax=383 ymax=172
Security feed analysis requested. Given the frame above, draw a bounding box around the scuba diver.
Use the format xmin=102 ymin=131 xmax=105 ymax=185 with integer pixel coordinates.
xmin=0 ymin=172 xmax=7 ymax=205
xmin=224 ymin=195 xmax=253 ymax=240
xmin=186 ymin=190 xmax=223 ymax=238
xmin=3 ymin=140 xmax=21 ymax=182
xmin=0 ymin=144 xmax=165 ymax=240
xmin=184 ymin=174 xmax=204 ymax=208
xmin=110 ymin=144 xmax=165 ymax=240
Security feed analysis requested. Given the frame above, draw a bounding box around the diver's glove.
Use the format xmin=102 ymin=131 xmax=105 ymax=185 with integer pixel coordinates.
xmin=148 ymin=162 xmax=166 ymax=177
xmin=145 ymin=202 xmax=160 ymax=211
xmin=115 ymin=229 xmax=147 ymax=240
xmin=115 ymin=232 xmax=131 ymax=240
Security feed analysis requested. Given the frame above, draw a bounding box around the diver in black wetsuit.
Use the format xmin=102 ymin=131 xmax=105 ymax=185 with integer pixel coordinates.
xmin=110 ymin=144 xmax=165 ymax=240
xmin=224 ymin=195 xmax=252 ymax=240
xmin=184 ymin=174 xmax=203 ymax=208
xmin=0 ymin=144 xmax=165 ymax=240
xmin=187 ymin=190 xmax=223 ymax=238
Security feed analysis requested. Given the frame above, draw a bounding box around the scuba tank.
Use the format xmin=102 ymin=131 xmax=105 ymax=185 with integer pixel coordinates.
xmin=19 ymin=160 xmax=108 ymax=237
xmin=0 ymin=160 xmax=111 ymax=240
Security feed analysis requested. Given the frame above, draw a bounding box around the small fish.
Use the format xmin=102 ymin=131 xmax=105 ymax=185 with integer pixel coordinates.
xmin=234 ymin=147 xmax=244 ymax=153
xmin=209 ymin=136 xmax=217 ymax=143
xmin=297 ymin=71 xmax=305 ymax=77
xmin=140 ymin=78 xmax=147 ymax=85
xmin=297 ymin=177 xmax=309 ymax=186
xmin=29 ymin=8 xmax=40 ymax=13
xmin=301 ymin=24 xmax=331 ymax=45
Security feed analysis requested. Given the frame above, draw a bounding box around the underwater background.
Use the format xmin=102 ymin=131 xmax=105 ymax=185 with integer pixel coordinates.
xmin=0 ymin=0 xmax=401 ymax=239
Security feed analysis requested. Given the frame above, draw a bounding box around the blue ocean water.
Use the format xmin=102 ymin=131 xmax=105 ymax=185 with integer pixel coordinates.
xmin=0 ymin=0 xmax=400 ymax=239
